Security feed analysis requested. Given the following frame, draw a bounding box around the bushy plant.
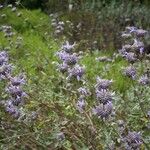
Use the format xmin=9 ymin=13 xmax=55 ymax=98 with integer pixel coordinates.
xmin=0 ymin=3 xmax=150 ymax=150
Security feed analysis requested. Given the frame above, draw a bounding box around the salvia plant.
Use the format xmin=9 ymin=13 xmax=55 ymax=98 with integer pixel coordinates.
xmin=0 ymin=3 xmax=150 ymax=149
xmin=0 ymin=50 xmax=27 ymax=118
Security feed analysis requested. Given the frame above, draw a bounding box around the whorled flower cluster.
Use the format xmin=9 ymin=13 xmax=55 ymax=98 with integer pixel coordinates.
xmin=56 ymin=41 xmax=86 ymax=113
xmin=93 ymin=77 xmax=114 ymax=120
xmin=123 ymin=131 xmax=143 ymax=150
xmin=0 ymin=51 xmax=27 ymax=118
xmin=56 ymin=41 xmax=85 ymax=81
xmin=120 ymin=26 xmax=150 ymax=85
xmin=76 ymin=87 xmax=90 ymax=113
xmin=0 ymin=51 xmax=12 ymax=79
xmin=117 ymin=120 xmax=143 ymax=149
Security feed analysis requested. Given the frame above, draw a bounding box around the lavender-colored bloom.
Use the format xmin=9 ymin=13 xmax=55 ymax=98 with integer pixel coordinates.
xmin=9 ymin=74 xmax=26 ymax=86
xmin=138 ymin=75 xmax=149 ymax=85
xmin=131 ymin=39 xmax=144 ymax=52
xmin=68 ymin=65 xmax=85 ymax=80
xmin=5 ymin=100 xmax=20 ymax=118
xmin=135 ymin=29 xmax=147 ymax=37
xmin=77 ymin=87 xmax=90 ymax=97
xmin=57 ymin=51 xmax=78 ymax=65
xmin=0 ymin=64 xmax=12 ymax=79
xmin=57 ymin=51 xmax=68 ymax=61
xmin=64 ymin=53 xmax=78 ymax=65
xmin=123 ymin=65 xmax=136 ymax=79
xmin=118 ymin=48 xmax=127 ymax=56
xmin=6 ymin=85 xmax=27 ymax=99
xmin=139 ymin=47 xmax=144 ymax=54
xmin=10 ymin=97 xmax=23 ymax=106
xmin=57 ymin=63 xmax=69 ymax=73
xmin=76 ymin=97 xmax=85 ymax=113
xmin=61 ymin=41 xmax=75 ymax=53
xmin=125 ymin=131 xmax=143 ymax=149
xmin=92 ymin=101 xmax=113 ymax=119
xmin=95 ymin=77 xmax=113 ymax=90
xmin=0 ymin=51 xmax=8 ymax=65
xmin=124 ymin=52 xmax=137 ymax=63
xmin=96 ymin=89 xmax=114 ymax=104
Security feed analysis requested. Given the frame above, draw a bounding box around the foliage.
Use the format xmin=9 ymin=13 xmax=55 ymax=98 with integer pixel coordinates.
xmin=0 ymin=4 xmax=150 ymax=150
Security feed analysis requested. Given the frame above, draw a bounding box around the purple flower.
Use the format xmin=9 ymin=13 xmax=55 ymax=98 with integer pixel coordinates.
xmin=123 ymin=65 xmax=136 ymax=79
xmin=6 ymin=85 xmax=27 ymax=99
xmin=5 ymin=100 xmax=20 ymax=118
xmin=57 ymin=51 xmax=68 ymax=61
xmin=0 ymin=64 xmax=12 ymax=79
xmin=125 ymin=131 xmax=143 ymax=149
xmin=124 ymin=52 xmax=137 ymax=63
xmin=96 ymin=89 xmax=114 ymax=104
xmin=0 ymin=51 xmax=8 ymax=65
xmin=57 ymin=63 xmax=69 ymax=73
xmin=68 ymin=64 xmax=85 ymax=80
xmin=57 ymin=51 xmax=78 ymax=65
xmin=135 ymin=29 xmax=147 ymax=37
xmin=77 ymin=87 xmax=90 ymax=97
xmin=76 ymin=97 xmax=85 ymax=113
xmin=64 ymin=53 xmax=78 ymax=65
xmin=118 ymin=48 xmax=127 ymax=57
xmin=9 ymin=74 xmax=26 ymax=86
xmin=95 ymin=77 xmax=113 ymax=90
xmin=131 ymin=39 xmax=144 ymax=52
xmin=92 ymin=101 xmax=113 ymax=119
xmin=61 ymin=41 xmax=75 ymax=53
xmin=138 ymin=75 xmax=149 ymax=85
